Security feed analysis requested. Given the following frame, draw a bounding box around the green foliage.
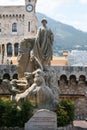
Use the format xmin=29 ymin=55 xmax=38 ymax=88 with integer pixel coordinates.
xmin=55 ymin=99 xmax=75 ymax=127
xmin=19 ymin=100 xmax=34 ymax=127
xmin=0 ymin=98 xmax=34 ymax=127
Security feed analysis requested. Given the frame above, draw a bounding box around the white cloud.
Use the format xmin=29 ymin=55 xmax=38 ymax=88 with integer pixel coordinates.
xmin=36 ymin=0 xmax=73 ymax=11
xmin=80 ymin=0 xmax=87 ymax=4
xmin=36 ymin=0 xmax=73 ymax=20
xmin=0 ymin=0 xmax=24 ymax=5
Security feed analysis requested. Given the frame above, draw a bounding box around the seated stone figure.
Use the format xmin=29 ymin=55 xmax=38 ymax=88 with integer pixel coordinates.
xmin=14 ymin=69 xmax=55 ymax=109
xmin=9 ymin=79 xmax=23 ymax=102
xmin=17 ymin=38 xmax=43 ymax=78
xmin=17 ymin=38 xmax=35 ymax=78
xmin=0 ymin=79 xmax=10 ymax=94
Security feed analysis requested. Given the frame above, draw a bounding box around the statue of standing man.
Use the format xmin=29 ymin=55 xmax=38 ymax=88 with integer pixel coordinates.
xmin=34 ymin=18 xmax=54 ymax=69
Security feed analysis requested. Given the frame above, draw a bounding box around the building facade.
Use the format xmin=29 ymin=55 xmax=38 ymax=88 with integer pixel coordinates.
xmin=0 ymin=0 xmax=38 ymax=64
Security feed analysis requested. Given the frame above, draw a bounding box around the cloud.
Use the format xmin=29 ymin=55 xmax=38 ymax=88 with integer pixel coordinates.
xmin=36 ymin=0 xmax=73 ymax=18
xmin=36 ymin=0 xmax=73 ymax=9
xmin=80 ymin=0 xmax=87 ymax=4
xmin=0 ymin=0 xmax=24 ymax=5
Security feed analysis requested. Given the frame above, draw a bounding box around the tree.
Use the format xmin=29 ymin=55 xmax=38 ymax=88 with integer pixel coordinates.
xmin=0 ymin=98 xmax=34 ymax=127
xmin=55 ymin=99 xmax=75 ymax=127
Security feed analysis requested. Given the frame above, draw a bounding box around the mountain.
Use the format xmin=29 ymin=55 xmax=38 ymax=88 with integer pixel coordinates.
xmin=37 ymin=13 xmax=87 ymax=55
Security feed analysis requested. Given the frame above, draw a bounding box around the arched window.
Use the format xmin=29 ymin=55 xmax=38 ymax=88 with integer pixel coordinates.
xmin=69 ymin=75 xmax=77 ymax=85
xmin=69 ymin=75 xmax=76 ymax=81
xmin=7 ymin=43 xmax=12 ymax=56
xmin=3 ymin=73 xmax=10 ymax=80
xmin=28 ymin=22 xmax=30 ymax=32
xmin=0 ymin=23 xmax=1 ymax=32
xmin=0 ymin=45 xmax=1 ymax=54
xmin=2 ymin=44 xmax=5 ymax=56
xmin=12 ymin=23 xmax=17 ymax=32
xmin=79 ymin=75 xmax=86 ymax=84
xmin=59 ymin=74 xmax=67 ymax=86
xmin=2 ymin=44 xmax=5 ymax=63
xmin=14 ymin=43 xmax=19 ymax=56
xmin=13 ymin=74 xmax=18 ymax=79
xmin=60 ymin=75 xmax=67 ymax=81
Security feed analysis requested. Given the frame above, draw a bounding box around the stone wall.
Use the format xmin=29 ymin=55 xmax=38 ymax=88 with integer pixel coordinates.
xmin=0 ymin=65 xmax=87 ymax=117
xmin=53 ymin=66 xmax=87 ymax=119
xmin=0 ymin=65 xmax=17 ymax=80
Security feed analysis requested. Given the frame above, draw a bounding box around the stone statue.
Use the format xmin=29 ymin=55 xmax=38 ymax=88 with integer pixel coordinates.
xmin=0 ymin=79 xmax=29 ymax=102
xmin=0 ymin=79 xmax=10 ymax=94
xmin=17 ymin=38 xmax=43 ymax=78
xmin=17 ymin=39 xmax=32 ymax=78
xmin=33 ymin=18 xmax=54 ymax=68
xmin=10 ymin=21 xmax=59 ymax=110
xmin=27 ymin=50 xmax=43 ymax=72
xmin=14 ymin=69 xmax=56 ymax=109
xmin=9 ymin=79 xmax=22 ymax=102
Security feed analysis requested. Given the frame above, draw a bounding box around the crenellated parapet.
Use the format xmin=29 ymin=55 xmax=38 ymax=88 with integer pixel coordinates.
xmin=53 ymin=66 xmax=87 ymax=81
xmin=0 ymin=14 xmax=25 ymax=18
xmin=0 ymin=65 xmax=18 ymax=80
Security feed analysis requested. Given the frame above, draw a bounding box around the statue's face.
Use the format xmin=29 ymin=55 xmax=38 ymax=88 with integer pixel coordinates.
xmin=42 ymin=20 xmax=47 ymax=27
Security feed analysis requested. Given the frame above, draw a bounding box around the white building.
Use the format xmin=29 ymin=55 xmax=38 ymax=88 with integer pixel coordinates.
xmin=0 ymin=0 xmax=38 ymax=64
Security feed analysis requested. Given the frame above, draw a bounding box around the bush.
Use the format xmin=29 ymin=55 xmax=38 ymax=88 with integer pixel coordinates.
xmin=0 ymin=98 xmax=34 ymax=127
xmin=19 ymin=100 xmax=34 ymax=127
xmin=55 ymin=99 xmax=75 ymax=127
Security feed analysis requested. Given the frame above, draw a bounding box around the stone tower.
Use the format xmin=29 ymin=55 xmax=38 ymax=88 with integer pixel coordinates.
xmin=24 ymin=0 xmax=38 ymax=38
xmin=0 ymin=0 xmax=38 ymax=64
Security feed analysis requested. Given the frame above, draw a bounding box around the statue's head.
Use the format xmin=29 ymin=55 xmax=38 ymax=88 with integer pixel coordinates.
xmin=41 ymin=18 xmax=47 ymax=24
xmin=41 ymin=18 xmax=47 ymax=27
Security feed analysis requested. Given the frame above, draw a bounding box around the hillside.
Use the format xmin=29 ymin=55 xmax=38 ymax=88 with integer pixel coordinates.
xmin=37 ymin=13 xmax=87 ymax=55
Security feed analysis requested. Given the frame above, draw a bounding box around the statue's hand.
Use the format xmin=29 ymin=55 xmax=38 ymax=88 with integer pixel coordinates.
xmin=24 ymin=72 xmax=32 ymax=77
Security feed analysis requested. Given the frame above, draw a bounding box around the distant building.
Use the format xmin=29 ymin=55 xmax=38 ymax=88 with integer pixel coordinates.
xmin=51 ymin=54 xmax=68 ymax=66
xmin=0 ymin=0 xmax=37 ymax=64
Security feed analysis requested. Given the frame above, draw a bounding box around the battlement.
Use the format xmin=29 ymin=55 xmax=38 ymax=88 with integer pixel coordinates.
xmin=0 ymin=65 xmax=18 ymax=80
xmin=53 ymin=66 xmax=87 ymax=81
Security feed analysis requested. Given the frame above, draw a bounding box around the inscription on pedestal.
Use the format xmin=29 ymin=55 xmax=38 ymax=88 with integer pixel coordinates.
xmin=25 ymin=109 xmax=57 ymax=130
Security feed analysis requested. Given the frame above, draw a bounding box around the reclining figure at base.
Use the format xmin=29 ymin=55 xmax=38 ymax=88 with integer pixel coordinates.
xmin=14 ymin=69 xmax=55 ymax=109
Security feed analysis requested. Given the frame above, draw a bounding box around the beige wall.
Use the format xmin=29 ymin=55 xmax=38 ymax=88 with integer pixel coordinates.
xmin=0 ymin=0 xmax=38 ymax=64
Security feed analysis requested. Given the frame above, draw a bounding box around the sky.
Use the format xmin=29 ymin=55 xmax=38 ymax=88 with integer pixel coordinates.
xmin=0 ymin=0 xmax=87 ymax=32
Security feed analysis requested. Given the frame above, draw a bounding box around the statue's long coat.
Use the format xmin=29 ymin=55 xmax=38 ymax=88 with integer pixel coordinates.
xmin=34 ymin=26 xmax=54 ymax=65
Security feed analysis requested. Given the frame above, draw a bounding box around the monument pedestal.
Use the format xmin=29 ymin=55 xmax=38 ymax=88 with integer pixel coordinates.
xmin=25 ymin=109 xmax=57 ymax=130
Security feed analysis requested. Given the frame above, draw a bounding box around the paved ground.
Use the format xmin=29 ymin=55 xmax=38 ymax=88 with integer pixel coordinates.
xmin=73 ymin=120 xmax=87 ymax=130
